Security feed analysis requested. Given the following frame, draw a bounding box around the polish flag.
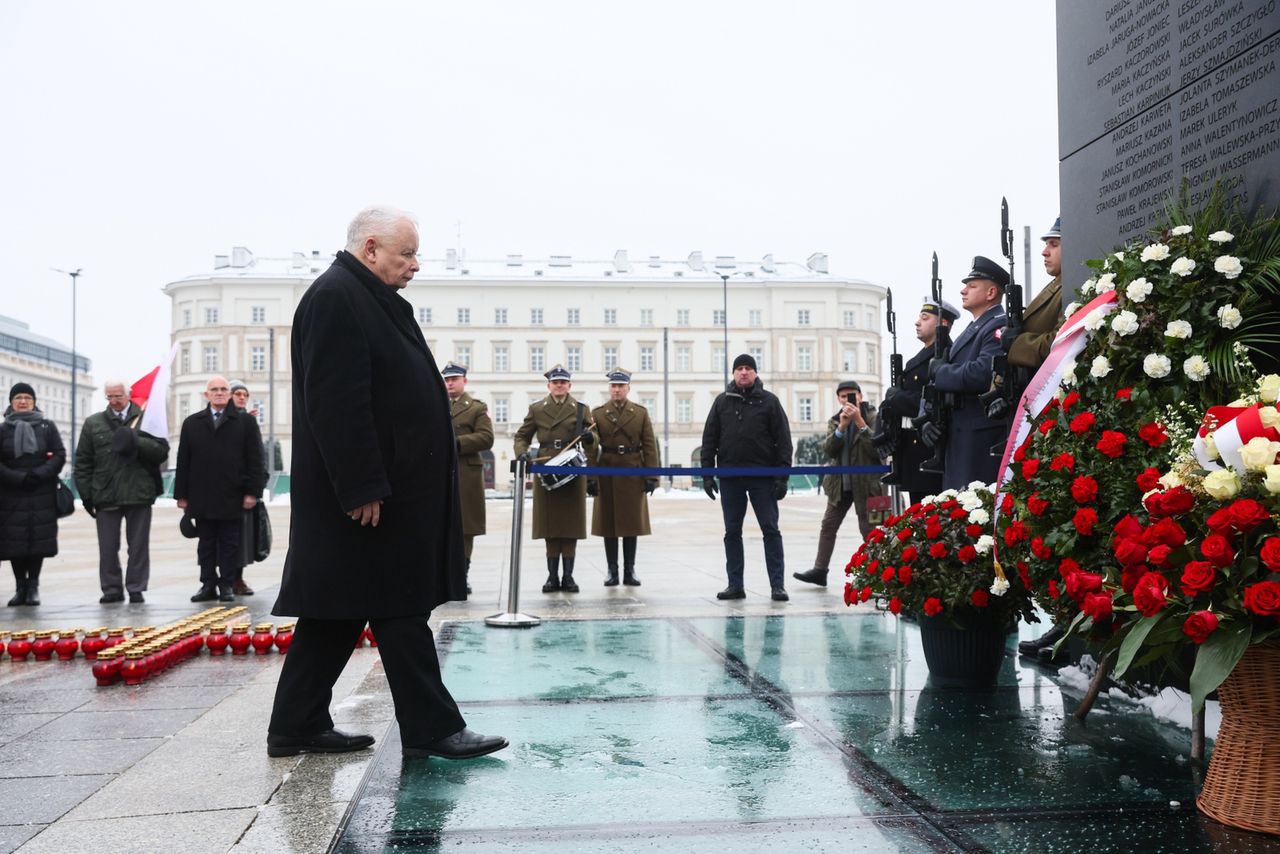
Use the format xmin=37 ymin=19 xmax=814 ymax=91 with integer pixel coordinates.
xmin=131 ymin=343 xmax=179 ymax=438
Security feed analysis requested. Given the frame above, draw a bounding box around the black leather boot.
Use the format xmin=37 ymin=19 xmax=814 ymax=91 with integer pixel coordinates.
xmin=604 ymin=566 xmax=619 ymax=586
xmin=465 ymin=557 xmax=472 ymax=595
xmin=792 ymin=568 xmax=828 ymax=587
xmin=23 ymin=579 xmax=39 ymax=607
xmin=603 ymin=538 xmax=619 ymax=586
xmin=1018 ymin=623 xmax=1065 ymax=657
xmin=622 ymin=537 xmax=640 ymax=586
xmin=542 ymin=555 xmax=561 ymax=593
xmin=7 ymin=580 xmax=26 ymax=607
xmin=561 ymin=556 xmax=580 ymax=593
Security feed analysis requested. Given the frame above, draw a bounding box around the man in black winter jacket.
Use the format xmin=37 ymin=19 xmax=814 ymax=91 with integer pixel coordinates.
xmin=700 ymin=354 xmax=793 ymax=601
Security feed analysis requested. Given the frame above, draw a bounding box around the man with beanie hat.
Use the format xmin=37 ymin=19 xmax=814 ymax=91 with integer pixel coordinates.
xmin=701 ymin=354 xmax=793 ymax=601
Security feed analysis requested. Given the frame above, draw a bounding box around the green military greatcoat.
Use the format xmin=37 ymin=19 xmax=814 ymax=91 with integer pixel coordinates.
xmin=590 ymin=400 xmax=659 ymax=537
xmin=513 ymin=395 xmax=597 ymax=540
xmin=450 ymin=392 xmax=493 ymax=537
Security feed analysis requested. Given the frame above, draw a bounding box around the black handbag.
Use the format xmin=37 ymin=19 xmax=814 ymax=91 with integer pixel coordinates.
xmin=55 ymin=481 xmax=75 ymax=518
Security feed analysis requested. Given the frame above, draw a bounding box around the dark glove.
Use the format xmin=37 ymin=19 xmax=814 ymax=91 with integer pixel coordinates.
xmin=20 ymin=472 xmax=40 ymax=490
xmin=880 ymin=387 xmax=902 ymax=416
xmin=645 ymin=478 xmax=658 ymax=495
xmin=516 ymin=451 xmax=532 ymax=464
xmin=703 ymin=477 xmax=718 ymax=500
xmin=83 ymin=499 xmax=97 ymax=519
xmin=920 ymin=421 xmax=944 ymax=448
xmin=774 ymin=478 xmax=789 ymax=501
xmin=579 ymin=429 xmax=594 ymax=447
xmin=110 ymin=427 xmax=138 ymax=459
xmin=586 ymin=479 xmax=599 ymax=497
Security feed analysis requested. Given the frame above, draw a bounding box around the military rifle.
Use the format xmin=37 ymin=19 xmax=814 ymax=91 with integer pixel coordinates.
xmin=874 ymin=287 xmax=904 ymax=484
xmin=911 ymin=252 xmax=951 ymax=474
xmin=981 ymin=198 xmax=1027 ymax=451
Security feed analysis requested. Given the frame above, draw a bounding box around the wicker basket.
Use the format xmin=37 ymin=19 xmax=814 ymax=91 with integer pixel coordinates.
xmin=1197 ymin=641 xmax=1280 ymax=836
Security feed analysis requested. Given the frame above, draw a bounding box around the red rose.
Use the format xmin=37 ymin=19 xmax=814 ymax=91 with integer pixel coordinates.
xmin=1070 ymin=476 xmax=1099 ymax=504
xmin=888 ymin=596 xmax=902 ymax=615
xmin=1200 ymin=533 xmax=1236 ymax=568
xmin=950 ymin=508 xmax=968 ymax=521
xmin=860 ymin=586 xmax=873 ymax=602
xmin=1027 ymin=492 xmax=1051 ymax=516
xmin=1062 ymin=390 xmax=1081 ymax=410
xmin=1132 ymin=572 xmax=1170 ymax=617
xmin=1001 ymin=493 xmax=1015 ymax=515
xmin=1147 ymin=545 xmax=1172 ymax=567
xmin=1262 ymin=537 xmax=1280 ymax=573
xmin=1038 ymin=419 xmax=1054 ymax=435
xmin=939 ymin=501 xmax=958 ymax=510
xmin=881 ymin=567 xmax=896 ymax=583
xmin=965 ymin=524 xmax=983 ymax=538
xmin=1082 ymin=592 xmax=1113 ymax=621
xmin=923 ymin=597 xmax=943 ymax=616
xmin=1022 ymin=459 xmax=1041 ymax=480
xmin=1017 ymin=561 xmax=1031 ymax=587
xmin=1116 ymin=387 xmax=1132 ymax=400
xmin=1136 ymin=467 xmax=1162 ymax=492
xmin=1113 ymin=538 xmax=1148 ymax=567
xmin=868 ymin=559 xmax=880 ymax=575
xmin=1160 ymin=486 xmax=1195 ymax=517
xmin=971 ymin=588 xmax=989 ymax=607
xmin=958 ymin=545 xmax=977 ymax=564
xmin=1206 ymin=507 xmax=1235 ymax=534
xmin=1244 ymin=581 xmax=1280 ymax=615
xmin=1138 ymin=422 xmax=1168 ymax=447
xmin=1058 ymin=558 xmax=1081 ymax=578
xmin=1069 ymin=412 xmax=1096 ymax=434
xmin=897 ymin=528 xmax=913 ymax=542
xmin=1031 ymin=537 xmax=1053 ymax=560
xmin=844 ymin=583 xmax=856 ymax=606
xmin=849 ymin=550 xmax=868 ymax=568
xmin=1014 ymin=441 xmax=1029 ymax=463
xmin=1095 ymin=430 xmax=1127 ymax=458
xmin=1048 ymin=579 xmax=1060 ymax=599
xmin=900 ymin=545 xmax=918 ymax=564
xmin=1003 ymin=520 xmax=1029 ymax=547
xmin=1050 ymin=453 xmax=1076 ymax=472
xmin=929 ymin=542 xmax=949 ymax=559
xmin=1182 ymin=611 xmax=1220 ymax=644
xmin=1180 ymin=561 xmax=1216 ymax=598
xmin=867 ymin=528 xmax=886 ymax=543
xmin=1115 ymin=515 xmax=1144 ymax=540
xmin=1065 ymin=571 xmax=1103 ymax=601
xmin=925 ymin=521 xmax=943 ymax=540
xmin=1073 ymin=507 xmax=1098 ymax=536
xmin=1144 ymin=518 xmax=1187 ymax=548
xmin=897 ymin=566 xmax=913 ymax=585
xmin=1227 ymin=499 xmax=1270 ymax=533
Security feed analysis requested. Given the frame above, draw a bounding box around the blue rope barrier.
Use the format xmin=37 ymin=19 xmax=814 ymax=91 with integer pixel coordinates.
xmin=526 ymin=464 xmax=890 ymax=477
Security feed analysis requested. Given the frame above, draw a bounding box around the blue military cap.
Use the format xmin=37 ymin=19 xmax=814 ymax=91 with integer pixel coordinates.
xmin=921 ymin=300 xmax=961 ymax=323
xmin=961 ymin=256 xmax=1009 ymax=289
xmin=1041 ymin=216 xmax=1061 ymax=241
xmin=441 ymin=361 xmax=467 ymax=378
xmin=606 ymin=368 xmax=632 ymax=384
xmin=544 ymin=364 xmax=571 ymax=381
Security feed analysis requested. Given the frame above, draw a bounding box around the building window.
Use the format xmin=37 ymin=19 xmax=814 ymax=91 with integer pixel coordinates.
xmin=567 ymin=308 xmax=580 ymax=326
xmin=182 ymin=309 xmax=192 ymax=328
xmin=797 ymin=309 xmax=811 ymax=326
xmin=603 ymin=346 xmax=619 ymax=371
xmin=677 ymin=309 xmax=690 ymax=327
xmin=641 ymin=396 xmax=656 ymax=415
xmin=205 ymin=307 xmax=219 ymax=325
xmin=843 ymin=309 xmax=857 ymax=328
xmin=677 ymin=398 xmax=692 ymax=423
xmin=418 ymin=307 xmax=432 ymax=324
xmin=712 ymin=309 xmax=725 ymax=327
xmin=203 ymin=346 xmax=219 ymax=372
xmin=842 ymin=347 xmax=857 ymax=372
xmin=749 ymin=346 xmax=764 ymax=371
xmin=566 ymin=346 xmax=582 ymax=373
xmin=866 ymin=343 xmax=878 ymax=369
xmin=676 ymin=346 xmax=691 ymax=372
xmin=457 ymin=308 xmax=470 ymax=325
xmin=531 ymin=308 xmax=543 ymax=325
xmin=530 ymin=346 xmax=545 ymax=373
xmin=250 ymin=346 xmax=266 ymax=372
xmin=640 ymin=309 xmax=654 ymax=327
xmin=604 ymin=308 xmax=617 ymax=326
xmin=494 ymin=307 xmax=508 ymax=325
xmin=640 ymin=346 xmax=655 ymax=372
xmin=180 ymin=345 xmax=191 ymax=374
xmin=712 ymin=347 xmax=725 ymax=374
xmin=866 ymin=308 xmax=877 ymax=329
xmin=179 ymin=396 xmax=191 ymax=421
xmin=457 ymin=346 xmax=471 ymax=367
xmin=798 ymin=396 xmax=814 ymax=422
xmin=797 ymin=345 xmax=813 ymax=372
xmin=749 ymin=309 xmax=762 ymax=327
xmin=251 ymin=306 xmax=266 ymax=324
xmin=494 ymin=398 xmax=509 ymax=424
xmin=493 ymin=345 xmax=509 ymax=372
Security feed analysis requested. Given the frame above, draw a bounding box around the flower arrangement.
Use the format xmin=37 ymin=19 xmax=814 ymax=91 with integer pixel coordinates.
xmin=845 ymin=483 xmax=1036 ymax=631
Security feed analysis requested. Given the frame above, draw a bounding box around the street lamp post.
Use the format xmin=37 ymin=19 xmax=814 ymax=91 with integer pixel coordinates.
xmin=52 ymin=268 xmax=82 ymax=459
xmin=718 ymin=273 xmax=730 ymax=386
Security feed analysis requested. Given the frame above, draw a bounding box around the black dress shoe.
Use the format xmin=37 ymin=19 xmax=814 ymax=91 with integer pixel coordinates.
xmin=771 ymin=588 xmax=790 ymax=602
xmin=99 ymin=593 xmax=125 ymax=604
xmin=403 ymin=727 xmax=509 ymax=759
xmin=190 ymin=587 xmax=218 ymax=602
xmin=128 ymin=592 xmax=145 ymax=604
xmin=266 ymin=728 xmax=375 ymax=758
xmin=1018 ymin=624 xmax=1065 ymax=657
xmin=232 ymin=579 xmax=254 ymax=596
xmin=218 ymin=589 xmax=236 ymax=602
xmin=793 ymin=568 xmax=828 ymax=587
xmin=716 ymin=587 xmax=746 ymax=600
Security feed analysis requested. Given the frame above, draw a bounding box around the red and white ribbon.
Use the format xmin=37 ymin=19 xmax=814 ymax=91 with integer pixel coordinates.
xmin=1193 ymin=404 xmax=1280 ymax=475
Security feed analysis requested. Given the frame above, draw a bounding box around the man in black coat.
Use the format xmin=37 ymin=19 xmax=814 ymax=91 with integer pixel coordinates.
xmin=174 ymin=376 xmax=265 ymax=603
xmin=700 ymin=354 xmax=794 ymax=602
xmin=266 ymin=206 xmax=507 ymax=761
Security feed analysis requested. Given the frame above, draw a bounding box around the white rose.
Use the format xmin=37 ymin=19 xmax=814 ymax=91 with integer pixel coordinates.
xmin=957 ymin=490 xmax=982 ymax=511
xmin=1214 ymin=255 xmax=1243 ymax=279
xmin=936 ymin=489 xmax=957 ymax=501
xmin=968 ymin=508 xmax=990 ymax=526
xmin=1170 ymin=257 xmax=1197 ymax=277
xmin=1090 ymin=355 xmax=1112 ymax=378
xmin=1080 ymin=278 xmax=1097 ymax=296
xmin=1159 ymin=470 xmax=1184 ymax=489
xmin=1064 ymin=301 xmax=1082 ymax=318
xmin=989 ymin=575 xmax=1010 ymax=597
xmin=1218 ymin=304 xmax=1242 ymax=329
xmin=1209 ymin=230 xmax=1234 ymax=243
xmin=1260 ymin=405 xmax=1280 ymax=431
xmin=1062 ymin=360 xmax=1078 ymax=386
xmin=1126 ymin=278 xmax=1153 ymax=302
xmin=974 ymin=534 xmax=995 ymax=555
xmin=967 ymin=480 xmax=988 ymax=491
xmin=1259 ymin=375 xmax=1280 ymax=404
xmin=1113 ymin=251 xmax=1126 ymax=262
xmin=1143 ymin=353 xmax=1172 ymax=378
xmin=1265 ymin=464 xmax=1280 ymax=495
xmin=1096 ymin=272 xmax=1116 ymax=293
xmin=1171 ymin=225 xmax=1193 ymax=236
xmin=1203 ymin=468 xmax=1241 ymax=500
xmin=921 ymin=494 xmax=937 ymax=505
xmin=1239 ymin=437 xmax=1280 ymax=471
xmin=1203 ymin=434 xmax=1220 ymax=461
xmin=1141 ymin=243 xmax=1171 ymax=262
xmin=1110 ymin=310 xmax=1139 ymax=336
xmin=1084 ymin=309 xmax=1108 ymax=332
xmin=1183 ymin=355 xmax=1211 ymax=382
xmin=1164 ymin=320 xmax=1192 ymax=339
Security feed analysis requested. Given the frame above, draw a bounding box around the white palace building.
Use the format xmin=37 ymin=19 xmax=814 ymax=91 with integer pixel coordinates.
xmin=163 ymin=247 xmax=887 ymax=490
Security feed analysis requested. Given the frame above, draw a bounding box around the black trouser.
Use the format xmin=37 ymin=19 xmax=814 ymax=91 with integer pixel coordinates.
xmin=9 ymin=557 xmax=42 ymax=584
xmin=603 ymin=536 xmax=637 ymax=567
xmin=268 ymin=616 xmax=466 ymax=747
xmin=196 ymin=517 xmax=242 ymax=591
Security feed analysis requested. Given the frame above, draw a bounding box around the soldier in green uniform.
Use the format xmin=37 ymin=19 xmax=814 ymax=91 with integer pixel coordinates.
xmin=443 ymin=362 xmax=493 ymax=595
xmin=587 ymin=369 xmax=659 ymax=587
xmin=514 ymin=365 xmax=596 ymax=593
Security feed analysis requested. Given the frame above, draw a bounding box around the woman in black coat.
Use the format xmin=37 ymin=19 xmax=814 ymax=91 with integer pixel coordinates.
xmin=0 ymin=383 xmax=66 ymax=606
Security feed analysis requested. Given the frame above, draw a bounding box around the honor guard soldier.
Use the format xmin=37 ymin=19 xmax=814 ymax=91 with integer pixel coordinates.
xmin=921 ymin=257 xmax=1008 ymax=490
xmin=877 ymin=301 xmax=958 ymax=504
xmin=588 ymin=369 xmax=660 ymax=587
xmin=442 ymin=362 xmax=493 ymax=595
xmin=514 ymin=365 xmax=597 ymax=593
xmin=1009 ymin=217 xmax=1065 ymax=372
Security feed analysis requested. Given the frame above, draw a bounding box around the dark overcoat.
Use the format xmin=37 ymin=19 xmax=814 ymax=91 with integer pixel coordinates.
xmin=932 ymin=306 xmax=1007 ymax=490
xmin=174 ymin=405 xmax=266 ymax=520
xmin=1008 ymin=277 xmax=1063 ymax=370
xmin=0 ymin=414 xmax=65 ymax=560
xmin=879 ymin=345 xmax=943 ymax=497
xmin=273 ymin=251 xmax=466 ymax=619
xmin=513 ymin=395 xmax=596 ymax=540
xmin=590 ymin=400 xmax=659 ymax=538
xmin=450 ymin=392 xmax=493 ymax=537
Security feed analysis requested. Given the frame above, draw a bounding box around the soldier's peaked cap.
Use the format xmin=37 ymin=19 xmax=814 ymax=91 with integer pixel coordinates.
xmin=1041 ymin=216 xmax=1062 ymax=241
xmin=441 ymin=362 xmax=467 ymax=377
xmin=961 ymin=256 xmax=1010 ymax=288
xmin=606 ymin=369 xmax=632 ymax=384
xmin=921 ymin=300 xmax=961 ymax=323
xmin=544 ymin=364 xmax=571 ymax=381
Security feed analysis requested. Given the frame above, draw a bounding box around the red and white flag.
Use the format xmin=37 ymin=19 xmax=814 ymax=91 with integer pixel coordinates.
xmin=131 ymin=343 xmax=179 ymax=438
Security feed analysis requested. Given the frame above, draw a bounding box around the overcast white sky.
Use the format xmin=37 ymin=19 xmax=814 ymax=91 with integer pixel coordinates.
xmin=0 ymin=1 xmax=1059 ymax=387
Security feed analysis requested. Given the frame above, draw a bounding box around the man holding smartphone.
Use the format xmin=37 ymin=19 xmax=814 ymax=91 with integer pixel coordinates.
xmin=794 ymin=380 xmax=882 ymax=588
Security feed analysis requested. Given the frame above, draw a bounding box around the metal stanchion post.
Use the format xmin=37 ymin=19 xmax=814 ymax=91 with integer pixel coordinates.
xmin=889 ymin=484 xmax=905 ymax=516
xmin=486 ymin=457 xmax=541 ymax=628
